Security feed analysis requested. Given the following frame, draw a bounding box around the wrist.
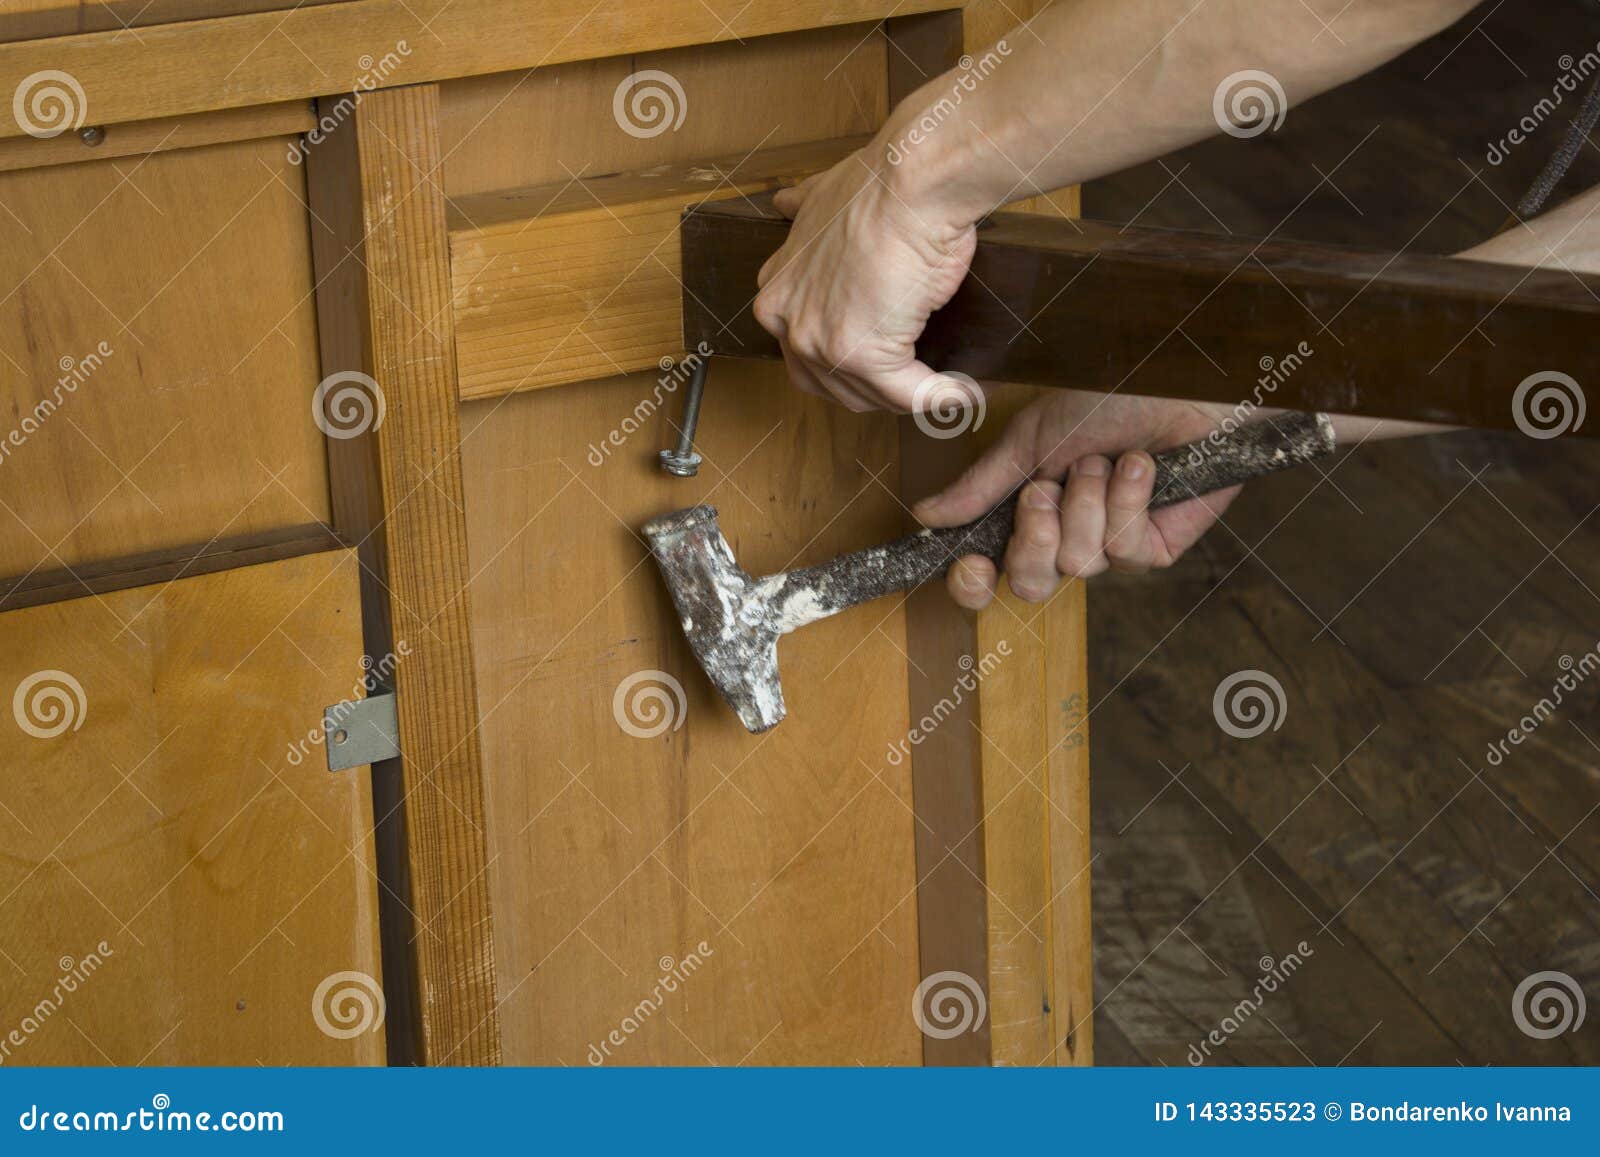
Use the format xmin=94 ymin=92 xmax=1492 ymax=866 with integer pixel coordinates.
xmin=873 ymin=68 xmax=1023 ymax=233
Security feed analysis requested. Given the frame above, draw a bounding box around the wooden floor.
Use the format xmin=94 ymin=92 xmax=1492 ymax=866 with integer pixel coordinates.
xmin=1084 ymin=0 xmax=1600 ymax=1064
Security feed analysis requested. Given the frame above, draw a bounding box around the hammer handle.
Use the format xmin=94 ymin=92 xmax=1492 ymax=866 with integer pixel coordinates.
xmin=785 ymin=412 xmax=1335 ymax=607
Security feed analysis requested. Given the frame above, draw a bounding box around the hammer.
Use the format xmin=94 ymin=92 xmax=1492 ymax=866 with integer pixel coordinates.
xmin=642 ymin=411 xmax=1335 ymax=732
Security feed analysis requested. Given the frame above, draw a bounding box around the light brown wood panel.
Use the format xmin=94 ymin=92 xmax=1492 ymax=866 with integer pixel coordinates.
xmin=0 ymin=135 xmax=330 ymax=580
xmin=449 ymin=137 xmax=862 ymax=399
xmin=460 ymin=363 xmax=923 ymax=1065
xmin=0 ymin=0 xmax=936 ymax=141
xmin=0 ymin=549 xmax=382 ymax=1065
xmin=438 ymin=23 xmax=887 ymax=196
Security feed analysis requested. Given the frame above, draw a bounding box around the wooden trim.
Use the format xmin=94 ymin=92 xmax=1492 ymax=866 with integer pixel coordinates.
xmin=323 ymin=82 xmax=501 ymax=1065
xmin=449 ymin=136 xmax=863 ymax=399
xmin=884 ymin=8 xmax=994 ymax=1069
xmin=0 ymin=0 xmax=950 ymax=141
xmin=683 ymin=198 xmax=1600 ymax=435
xmin=886 ymin=6 xmax=1094 ymax=1068
xmin=0 ymin=523 xmax=342 ymax=612
xmin=0 ymin=99 xmax=313 ymax=173
xmin=1044 ymin=580 xmax=1093 ymax=1066
xmin=304 ymin=92 xmax=413 ymax=1064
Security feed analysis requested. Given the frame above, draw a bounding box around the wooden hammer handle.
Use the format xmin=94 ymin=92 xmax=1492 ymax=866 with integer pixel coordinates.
xmin=786 ymin=412 xmax=1335 ymax=608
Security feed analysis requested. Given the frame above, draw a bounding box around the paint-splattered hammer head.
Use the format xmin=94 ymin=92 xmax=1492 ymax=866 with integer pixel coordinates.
xmin=640 ymin=504 xmax=787 ymax=733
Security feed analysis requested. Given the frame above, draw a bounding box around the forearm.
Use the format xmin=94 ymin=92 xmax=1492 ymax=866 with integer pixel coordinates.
xmin=882 ymin=0 xmax=1479 ymax=226
xmin=1316 ymin=185 xmax=1600 ymax=444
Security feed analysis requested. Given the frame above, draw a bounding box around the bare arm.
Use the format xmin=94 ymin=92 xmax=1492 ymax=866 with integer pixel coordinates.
xmin=886 ymin=0 xmax=1483 ymax=229
xmin=753 ymin=0 xmax=1483 ymax=414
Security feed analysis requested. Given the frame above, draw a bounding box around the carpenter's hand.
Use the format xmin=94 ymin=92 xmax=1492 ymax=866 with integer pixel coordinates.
xmin=753 ymin=148 xmax=976 ymax=412
xmin=914 ymin=392 xmax=1244 ymax=610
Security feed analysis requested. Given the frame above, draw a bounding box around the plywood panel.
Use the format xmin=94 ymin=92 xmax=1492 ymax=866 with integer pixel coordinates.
xmin=0 ymin=135 xmax=330 ymax=580
xmin=0 ymin=549 xmax=382 ymax=1065
xmin=439 ymin=23 xmax=887 ymax=196
xmin=460 ymin=363 xmax=922 ymax=1064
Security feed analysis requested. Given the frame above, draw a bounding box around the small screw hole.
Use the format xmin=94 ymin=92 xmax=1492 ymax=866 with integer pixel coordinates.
xmin=332 ymin=728 xmax=349 ymax=744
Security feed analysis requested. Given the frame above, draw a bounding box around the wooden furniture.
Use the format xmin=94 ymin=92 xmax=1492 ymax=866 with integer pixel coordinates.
xmin=0 ymin=1 xmax=1092 ymax=1066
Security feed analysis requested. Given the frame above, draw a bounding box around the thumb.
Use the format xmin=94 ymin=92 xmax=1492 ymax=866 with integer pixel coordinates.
xmin=772 ymin=173 xmax=822 ymax=218
xmin=912 ymin=420 xmax=1036 ymax=528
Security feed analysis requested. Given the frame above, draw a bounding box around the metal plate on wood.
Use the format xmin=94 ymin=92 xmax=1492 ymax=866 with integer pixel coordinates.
xmin=324 ymin=690 xmax=400 ymax=771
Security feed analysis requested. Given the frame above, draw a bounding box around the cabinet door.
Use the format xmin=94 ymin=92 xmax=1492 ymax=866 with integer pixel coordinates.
xmin=0 ymin=550 xmax=383 ymax=1065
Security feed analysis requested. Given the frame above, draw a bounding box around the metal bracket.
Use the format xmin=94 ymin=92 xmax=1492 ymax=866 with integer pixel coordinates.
xmin=323 ymin=689 xmax=400 ymax=772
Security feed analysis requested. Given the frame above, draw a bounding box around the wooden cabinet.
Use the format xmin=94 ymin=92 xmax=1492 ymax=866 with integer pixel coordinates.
xmin=0 ymin=0 xmax=1091 ymax=1066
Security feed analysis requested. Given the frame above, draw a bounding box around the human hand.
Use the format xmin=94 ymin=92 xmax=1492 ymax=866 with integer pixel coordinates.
xmin=752 ymin=144 xmax=977 ymax=413
xmin=913 ymin=391 xmax=1246 ymax=609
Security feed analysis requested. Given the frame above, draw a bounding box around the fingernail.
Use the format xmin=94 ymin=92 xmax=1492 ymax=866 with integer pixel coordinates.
xmin=955 ymin=567 xmax=983 ymax=594
xmin=1024 ymin=484 xmax=1056 ymax=510
xmin=1119 ymin=453 xmax=1148 ymax=481
xmin=1077 ymin=456 xmax=1109 ymax=478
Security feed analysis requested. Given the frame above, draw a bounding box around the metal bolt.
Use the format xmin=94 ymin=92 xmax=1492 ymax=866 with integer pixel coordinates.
xmin=79 ymin=126 xmax=105 ymax=147
xmin=658 ymin=357 xmax=709 ymax=477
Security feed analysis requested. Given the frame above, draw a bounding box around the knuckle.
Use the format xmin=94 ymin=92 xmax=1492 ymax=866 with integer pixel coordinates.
xmin=752 ymin=293 xmax=783 ymax=332
xmin=1058 ymin=550 xmax=1102 ymax=579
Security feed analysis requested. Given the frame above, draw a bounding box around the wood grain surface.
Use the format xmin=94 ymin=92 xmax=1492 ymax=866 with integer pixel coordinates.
xmin=0 ymin=549 xmax=382 ymax=1065
xmin=0 ymin=0 xmax=937 ymax=140
xmin=0 ymin=135 xmax=331 ymax=579
xmin=349 ymin=84 xmax=500 ymax=1066
xmin=449 ymin=137 xmax=862 ymax=399
xmin=460 ymin=364 xmax=923 ymax=1064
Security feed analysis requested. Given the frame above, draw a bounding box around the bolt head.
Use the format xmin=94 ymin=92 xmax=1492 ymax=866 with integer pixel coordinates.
xmin=658 ymin=449 xmax=702 ymax=477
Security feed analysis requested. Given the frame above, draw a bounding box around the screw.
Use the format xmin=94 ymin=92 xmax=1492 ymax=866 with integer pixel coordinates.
xmin=658 ymin=357 xmax=709 ymax=477
xmin=79 ymin=126 xmax=105 ymax=147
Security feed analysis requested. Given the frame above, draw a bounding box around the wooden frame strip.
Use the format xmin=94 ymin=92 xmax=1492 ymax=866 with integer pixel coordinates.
xmin=307 ymin=82 xmax=500 ymax=1065
xmin=0 ymin=522 xmax=342 ymax=612
xmin=682 ymin=197 xmax=1600 ymax=435
xmin=884 ymin=8 xmax=995 ymax=1069
xmin=448 ymin=135 xmax=864 ymax=399
xmin=0 ymin=0 xmax=949 ymax=141
xmin=0 ymin=99 xmax=313 ymax=173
